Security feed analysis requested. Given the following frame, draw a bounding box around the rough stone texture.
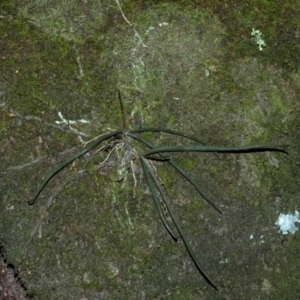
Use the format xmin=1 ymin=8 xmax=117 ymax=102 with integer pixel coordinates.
xmin=0 ymin=0 xmax=299 ymax=299
xmin=0 ymin=252 xmax=28 ymax=300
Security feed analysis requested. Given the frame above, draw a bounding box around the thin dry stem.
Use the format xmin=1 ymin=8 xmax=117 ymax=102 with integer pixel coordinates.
xmin=114 ymin=0 xmax=148 ymax=48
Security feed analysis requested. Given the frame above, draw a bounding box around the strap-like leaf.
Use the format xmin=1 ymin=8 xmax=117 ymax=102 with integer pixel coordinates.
xmin=130 ymin=127 xmax=220 ymax=159
xmin=28 ymin=131 xmax=122 ymax=205
xmin=139 ymin=157 xmax=177 ymax=241
xmin=129 ymin=127 xmax=209 ymax=145
xmin=142 ymin=157 xmax=219 ymax=290
xmin=129 ymin=133 xmax=221 ymax=213
xmin=145 ymin=144 xmax=288 ymax=157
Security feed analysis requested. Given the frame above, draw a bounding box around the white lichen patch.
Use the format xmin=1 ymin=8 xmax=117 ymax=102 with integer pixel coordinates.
xmin=251 ymin=28 xmax=266 ymax=51
xmin=275 ymin=211 xmax=300 ymax=234
xmin=55 ymin=111 xmax=90 ymax=125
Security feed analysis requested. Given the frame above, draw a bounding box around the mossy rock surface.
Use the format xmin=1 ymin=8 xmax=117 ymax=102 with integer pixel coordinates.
xmin=0 ymin=1 xmax=300 ymax=298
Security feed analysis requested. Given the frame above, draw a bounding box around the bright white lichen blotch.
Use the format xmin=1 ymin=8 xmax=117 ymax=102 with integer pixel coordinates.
xmin=251 ymin=28 xmax=266 ymax=51
xmin=275 ymin=211 xmax=300 ymax=234
xmin=55 ymin=111 xmax=90 ymax=125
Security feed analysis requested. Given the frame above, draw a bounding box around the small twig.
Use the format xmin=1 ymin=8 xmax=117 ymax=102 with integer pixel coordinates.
xmin=84 ymin=132 xmax=110 ymax=147
xmin=114 ymin=0 xmax=148 ymax=48
xmin=3 ymin=105 xmax=90 ymax=137
xmin=85 ymin=141 xmax=120 ymax=167
xmin=2 ymin=147 xmax=77 ymax=173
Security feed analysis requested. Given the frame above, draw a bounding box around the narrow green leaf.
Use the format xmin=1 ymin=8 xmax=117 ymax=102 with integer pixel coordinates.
xmin=139 ymin=156 xmax=178 ymax=241
xmin=129 ymin=127 xmax=208 ymax=145
xmin=28 ymin=131 xmax=122 ymax=205
xmin=145 ymin=144 xmax=288 ymax=157
xmin=129 ymin=128 xmax=220 ymax=159
xmin=128 ymin=133 xmax=221 ymax=214
xmin=117 ymin=90 xmax=127 ymax=131
xmin=169 ymin=162 xmax=222 ymax=214
xmin=142 ymin=157 xmax=219 ymax=290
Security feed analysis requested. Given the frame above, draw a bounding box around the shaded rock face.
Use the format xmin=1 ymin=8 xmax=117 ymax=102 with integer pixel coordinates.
xmin=0 ymin=251 xmax=28 ymax=300
xmin=1 ymin=0 xmax=299 ymax=299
